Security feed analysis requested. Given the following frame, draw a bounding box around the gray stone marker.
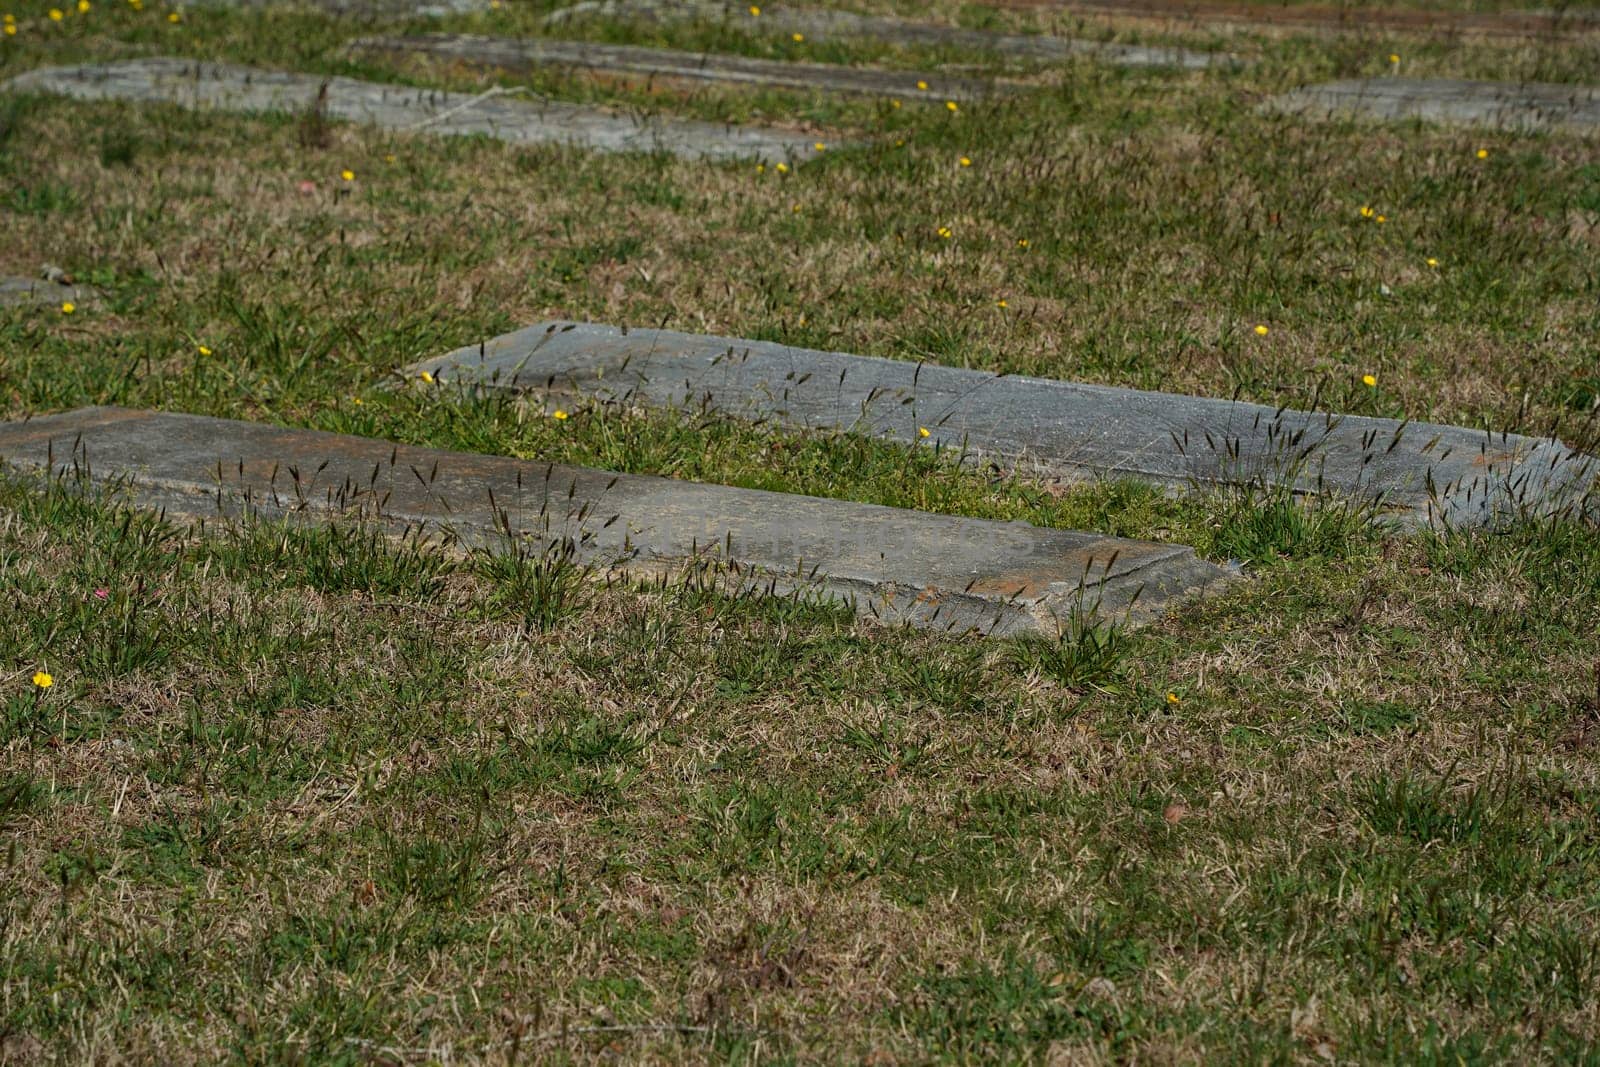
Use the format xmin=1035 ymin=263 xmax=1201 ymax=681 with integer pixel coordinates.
xmin=192 ymin=0 xmax=484 ymax=16
xmin=544 ymin=0 xmax=1233 ymax=70
xmin=349 ymin=33 xmax=1005 ymax=102
xmin=1267 ymin=78 xmax=1600 ymax=133
xmin=4 ymin=58 xmax=824 ymax=164
xmin=0 ymin=407 xmax=1232 ymax=636
xmin=0 ymin=276 xmax=99 ymax=311
xmin=410 ymin=321 xmax=1599 ymax=529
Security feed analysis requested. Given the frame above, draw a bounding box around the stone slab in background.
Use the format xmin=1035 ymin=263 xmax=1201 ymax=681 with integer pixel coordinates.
xmin=544 ymin=0 xmax=1234 ymax=70
xmin=411 ymin=321 xmax=1599 ymax=529
xmin=4 ymin=58 xmax=824 ymax=164
xmin=349 ymin=33 xmax=1006 ymax=102
xmin=1266 ymin=78 xmax=1600 ymax=133
xmin=0 ymin=276 xmax=100 ymax=311
xmin=0 ymin=407 xmax=1233 ymax=636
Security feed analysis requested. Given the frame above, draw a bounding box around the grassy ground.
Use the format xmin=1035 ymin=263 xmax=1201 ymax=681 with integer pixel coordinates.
xmin=2 ymin=0 xmax=1599 ymax=1062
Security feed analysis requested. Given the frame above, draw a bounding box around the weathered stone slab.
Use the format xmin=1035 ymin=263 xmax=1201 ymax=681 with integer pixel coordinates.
xmin=0 ymin=407 xmax=1232 ymax=636
xmin=192 ymin=0 xmax=483 ymax=16
xmin=4 ymin=59 xmax=823 ymax=164
xmin=544 ymin=0 xmax=1234 ymax=70
xmin=1267 ymin=78 xmax=1600 ymax=133
xmin=0 ymin=276 xmax=99 ymax=311
xmin=349 ymin=33 xmax=1004 ymax=102
xmin=411 ymin=321 xmax=1599 ymax=529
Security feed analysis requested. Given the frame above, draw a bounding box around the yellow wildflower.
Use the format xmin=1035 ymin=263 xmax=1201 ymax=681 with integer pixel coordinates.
xmin=1476 ymin=147 xmax=1488 ymax=159
xmin=959 ymin=156 xmax=971 ymax=167
xmin=1253 ymin=324 xmax=1268 ymax=336
xmin=33 ymin=671 xmax=53 ymax=689
xmin=747 ymin=3 xmax=758 ymax=13
xmin=936 ymin=226 xmax=952 ymax=239
xmin=813 ymin=141 xmax=825 ymax=152
xmin=918 ymin=426 xmax=931 ymax=438
xmin=1376 ymin=215 xmax=1387 ymax=224
xmin=166 ymin=9 xmax=178 ymax=20
xmin=78 ymin=0 xmax=89 ymax=11
xmin=1165 ymin=691 xmax=1180 ymax=705
xmin=1017 ymin=238 xmax=1029 ymax=249
xmin=350 ymin=396 xmax=363 ymax=406
xmin=1360 ymin=205 xmax=1374 ymax=218
xmin=916 ymin=80 xmax=928 ymax=91
xmin=945 ymin=101 xmax=958 ymax=112
xmin=340 ymin=168 xmax=355 ymax=181
xmin=791 ymin=32 xmax=803 ymax=41
xmin=60 ymin=301 xmax=75 ymax=314
xmin=552 ymin=409 xmax=569 ymax=421
xmin=1426 ymin=257 xmax=1439 ymax=268
xmin=996 ymin=299 xmax=1008 ymax=308
xmin=418 ymin=370 xmax=434 ymax=383
xmin=755 ymin=163 xmax=765 ymax=174
xmin=890 ymin=99 xmax=901 ymax=109
xmin=49 ymin=7 xmax=62 ymax=18
xmin=197 ymin=344 xmax=211 ymax=356
xmin=1362 ymin=374 xmax=1377 ymax=387
xmin=775 ymin=162 xmax=789 ymax=174
xmin=1388 ymin=53 xmax=1399 ymax=63
xmin=3 ymin=22 xmax=13 ymax=32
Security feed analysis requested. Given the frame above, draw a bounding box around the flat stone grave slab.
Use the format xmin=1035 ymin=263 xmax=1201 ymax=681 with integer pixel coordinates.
xmin=4 ymin=58 xmax=823 ymax=164
xmin=544 ymin=0 xmax=1234 ymax=70
xmin=0 ymin=276 xmax=100 ymax=311
xmin=0 ymin=407 xmax=1232 ymax=636
xmin=192 ymin=0 xmax=484 ymax=17
xmin=1266 ymin=78 xmax=1600 ymax=133
xmin=411 ymin=321 xmax=1599 ymax=529
xmin=349 ymin=33 xmax=1005 ymax=102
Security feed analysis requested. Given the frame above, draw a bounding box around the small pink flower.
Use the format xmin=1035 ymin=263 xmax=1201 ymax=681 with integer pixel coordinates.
xmin=93 ymin=588 xmax=109 ymax=600
xmin=297 ymin=180 xmax=317 ymax=195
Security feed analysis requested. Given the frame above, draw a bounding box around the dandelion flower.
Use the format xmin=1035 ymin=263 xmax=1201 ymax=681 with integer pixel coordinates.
xmin=959 ymin=156 xmax=971 ymax=167
xmin=813 ymin=141 xmax=825 ymax=152
xmin=552 ymin=409 xmax=569 ymax=420
xmin=1476 ymin=147 xmax=1488 ymax=159
xmin=1360 ymin=205 xmax=1374 ymax=218
xmin=791 ymin=32 xmax=803 ymax=41
xmin=3 ymin=23 xmax=14 ymax=33
xmin=1165 ymin=691 xmax=1180 ymax=705
xmin=349 ymin=396 xmax=363 ymax=405
xmin=755 ymin=163 xmax=765 ymax=174
xmin=1426 ymin=257 xmax=1439 ymax=268
xmin=946 ymin=100 xmax=958 ymax=112
xmin=166 ymin=9 xmax=178 ymax=20
xmin=889 ymin=99 xmax=901 ymax=109
xmin=775 ymin=162 xmax=789 ymax=174
xmin=1388 ymin=53 xmax=1399 ymax=63
xmin=936 ymin=225 xmax=952 ymax=239
xmin=384 ymin=153 xmax=396 ymax=163
xmin=996 ymin=299 xmax=1008 ymax=308
xmin=60 ymin=301 xmax=75 ymax=314
xmin=1376 ymin=215 xmax=1387 ymax=224
xmin=418 ymin=370 xmax=434 ymax=384
xmin=918 ymin=426 xmax=931 ymax=438
xmin=747 ymin=3 xmax=758 ymax=13
xmin=340 ymin=168 xmax=355 ymax=182
xmin=78 ymin=0 xmax=89 ymax=11
xmin=1253 ymin=324 xmax=1268 ymax=336
xmin=916 ymin=80 xmax=928 ymax=91
xmin=197 ymin=344 xmax=211 ymax=356
xmin=49 ymin=7 xmax=63 ymax=18
xmin=791 ymin=203 xmax=802 ymax=213
xmin=33 ymin=671 xmax=53 ymax=689
xmin=1017 ymin=238 xmax=1030 ymax=249
xmin=1362 ymin=374 xmax=1377 ymax=387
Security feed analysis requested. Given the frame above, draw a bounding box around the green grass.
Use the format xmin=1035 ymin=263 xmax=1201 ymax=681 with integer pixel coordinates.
xmin=0 ymin=0 xmax=1598 ymax=1060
